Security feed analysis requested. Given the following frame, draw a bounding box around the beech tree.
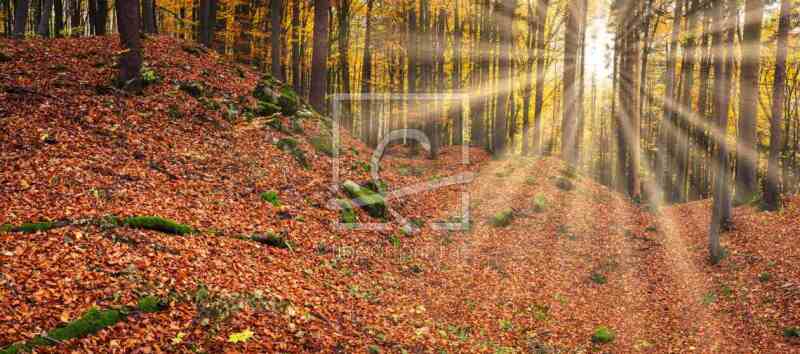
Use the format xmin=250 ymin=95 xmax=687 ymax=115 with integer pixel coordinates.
xmin=115 ymin=0 xmax=143 ymax=89
xmin=309 ymin=0 xmax=331 ymax=113
xmin=735 ymin=0 xmax=764 ymax=205
xmin=764 ymin=0 xmax=792 ymax=211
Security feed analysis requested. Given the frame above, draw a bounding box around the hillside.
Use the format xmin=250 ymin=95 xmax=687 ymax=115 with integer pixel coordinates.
xmin=1 ymin=36 xmax=799 ymax=353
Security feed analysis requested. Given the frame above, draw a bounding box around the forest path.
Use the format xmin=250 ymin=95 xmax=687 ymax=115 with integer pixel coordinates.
xmin=381 ymin=156 xmax=740 ymax=352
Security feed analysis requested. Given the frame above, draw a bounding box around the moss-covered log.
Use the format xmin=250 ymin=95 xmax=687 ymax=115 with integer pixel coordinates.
xmin=342 ymin=180 xmax=386 ymax=219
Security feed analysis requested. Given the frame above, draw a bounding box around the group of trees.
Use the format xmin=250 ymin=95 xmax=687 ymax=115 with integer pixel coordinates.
xmin=2 ymin=0 xmax=798 ymax=260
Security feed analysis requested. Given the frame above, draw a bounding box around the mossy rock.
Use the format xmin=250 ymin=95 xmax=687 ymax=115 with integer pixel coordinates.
xmin=336 ymin=199 xmax=357 ymax=224
xmin=592 ymin=326 xmax=615 ymax=343
xmin=276 ymin=138 xmax=309 ymax=168
xmin=123 ymin=216 xmax=193 ymax=235
xmin=0 ymin=51 xmax=11 ymax=62
xmin=490 ymin=210 xmax=514 ymax=227
xmin=590 ymin=272 xmax=607 ymax=285
xmin=137 ymin=296 xmax=166 ymax=313
xmin=310 ymin=135 xmax=334 ymax=157
xmin=342 ymin=180 xmax=387 ymax=219
xmin=560 ymin=166 xmax=578 ymax=179
xmin=555 ymin=177 xmax=576 ymax=191
xmin=364 ymin=180 xmax=388 ymax=195
xmin=251 ymin=232 xmax=290 ymax=249
xmin=179 ymin=81 xmax=205 ymax=98
xmin=1 ymin=307 xmax=124 ymax=354
xmin=277 ymin=86 xmax=300 ymax=116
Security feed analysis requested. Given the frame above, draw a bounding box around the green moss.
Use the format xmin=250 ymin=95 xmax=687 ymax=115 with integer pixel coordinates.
xmin=592 ymin=326 xmax=615 ymax=343
xmin=336 ymin=199 xmax=357 ymax=224
xmin=560 ymin=166 xmax=577 ymax=179
xmin=123 ymin=216 xmax=193 ymax=235
xmin=1 ymin=307 xmax=125 ymax=353
xmin=533 ymin=194 xmax=547 ymax=213
xmin=0 ymin=224 xmax=13 ymax=234
xmin=137 ymin=296 xmax=166 ymax=313
xmin=784 ymin=326 xmax=800 ymax=338
xmin=251 ymin=232 xmax=291 ymax=249
xmin=342 ymin=180 xmax=386 ymax=219
xmin=310 ymin=135 xmax=334 ymax=157
xmin=490 ymin=210 xmax=513 ymax=227
xmin=0 ymin=51 xmax=11 ymax=62
xmin=590 ymin=272 xmax=607 ymax=285
xmin=277 ymin=86 xmax=300 ymax=115
xmin=367 ymin=345 xmax=381 ymax=354
xmin=260 ymin=191 xmax=281 ymax=207
xmin=276 ymin=138 xmax=309 ymax=168
xmin=256 ymin=101 xmax=281 ymax=116
xmin=10 ymin=221 xmax=64 ymax=233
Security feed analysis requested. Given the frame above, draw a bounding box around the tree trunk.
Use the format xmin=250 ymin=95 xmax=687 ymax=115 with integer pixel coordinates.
xmin=492 ymin=0 xmax=515 ymax=158
xmin=336 ymin=0 xmax=352 ymax=130
xmin=53 ymin=0 xmax=62 ymax=36
xmin=561 ymin=0 xmax=579 ymax=165
xmin=521 ymin=0 xmax=535 ymax=155
xmin=116 ymin=0 xmax=142 ymax=89
xmin=291 ymin=0 xmax=302 ymax=93
xmin=37 ymin=0 xmax=53 ymax=36
xmin=676 ymin=0 xmax=699 ymax=203
xmin=734 ymin=0 xmax=764 ymax=204
xmin=764 ymin=0 xmax=791 ymax=211
xmin=94 ymin=0 xmax=107 ymax=35
xmin=141 ymin=0 xmax=156 ymax=34
xmin=270 ymin=0 xmax=283 ymax=80
xmin=532 ymin=0 xmax=549 ymax=155
xmin=309 ymin=0 xmax=331 ymax=113
xmin=451 ymin=0 xmax=463 ymax=145
xmin=659 ymin=0 xmax=683 ymax=203
xmin=361 ymin=0 xmax=374 ymax=146
xmin=13 ymin=0 xmax=30 ymax=36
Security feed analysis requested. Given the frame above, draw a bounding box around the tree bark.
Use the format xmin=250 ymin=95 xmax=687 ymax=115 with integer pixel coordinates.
xmin=13 ymin=0 xmax=30 ymax=36
xmin=734 ymin=0 xmax=764 ymax=204
xmin=291 ymin=0 xmax=302 ymax=93
xmin=115 ymin=0 xmax=142 ymax=89
xmin=309 ymin=0 xmax=331 ymax=113
xmin=94 ymin=0 xmax=107 ymax=35
xmin=531 ymin=0 xmax=549 ymax=155
xmin=141 ymin=0 xmax=156 ymax=34
xmin=270 ymin=0 xmax=283 ymax=80
xmin=37 ymin=0 xmax=53 ymax=36
xmin=764 ymin=0 xmax=791 ymax=210
xmin=361 ymin=0 xmax=374 ymax=146
xmin=492 ymin=0 xmax=515 ymax=158
xmin=561 ymin=0 xmax=579 ymax=165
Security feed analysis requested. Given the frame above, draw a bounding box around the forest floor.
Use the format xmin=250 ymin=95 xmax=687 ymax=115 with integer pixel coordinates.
xmin=1 ymin=36 xmax=799 ymax=353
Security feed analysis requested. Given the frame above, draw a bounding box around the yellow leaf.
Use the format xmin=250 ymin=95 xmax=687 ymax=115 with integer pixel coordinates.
xmin=227 ymin=329 xmax=254 ymax=343
xmin=60 ymin=311 xmax=71 ymax=323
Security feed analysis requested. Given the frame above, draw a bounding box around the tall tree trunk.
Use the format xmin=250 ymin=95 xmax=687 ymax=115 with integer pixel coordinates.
xmin=309 ymin=0 xmax=331 ymax=113
xmin=141 ymin=0 xmax=156 ymax=33
xmin=270 ymin=0 xmax=283 ymax=80
xmin=734 ymin=0 xmax=764 ymax=204
xmin=493 ymin=0 xmax=515 ymax=158
xmin=69 ymin=0 xmax=79 ymax=35
xmin=764 ymin=0 xmax=791 ymax=211
xmin=37 ymin=0 xmax=53 ymax=36
xmin=116 ymin=0 xmax=142 ymax=89
xmin=676 ymin=0 xmax=699 ymax=202
xmin=336 ymin=0 xmax=352 ymax=130
xmin=291 ymin=0 xmax=302 ymax=93
xmin=13 ymin=0 xmax=30 ymax=36
xmin=709 ymin=0 xmax=735 ymax=263
xmin=659 ymin=0 xmax=683 ymax=203
xmin=532 ymin=0 xmax=549 ymax=155
xmin=521 ymin=0 xmax=535 ymax=155
xmin=575 ymin=0 xmax=588 ymax=166
xmin=94 ymin=0 xmax=107 ymax=35
xmin=53 ymin=0 xmax=62 ymax=36
xmin=361 ymin=0 xmax=374 ymax=146
xmin=451 ymin=0 xmax=464 ymax=145
xmin=561 ymin=0 xmax=579 ymax=164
